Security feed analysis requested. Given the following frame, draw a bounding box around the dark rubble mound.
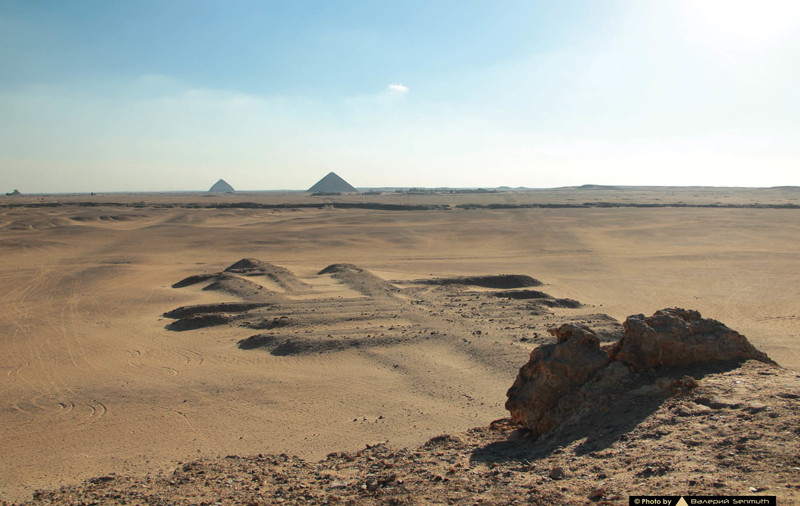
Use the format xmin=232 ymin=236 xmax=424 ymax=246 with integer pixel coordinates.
xmin=492 ymin=289 xmax=582 ymax=308
xmin=237 ymin=334 xmax=397 ymax=355
xmin=492 ymin=289 xmax=551 ymax=299
xmin=417 ymin=274 xmax=543 ymax=289
xmin=163 ymin=302 xmax=272 ymax=319
xmin=166 ymin=314 xmax=232 ymax=331
xmin=536 ymin=298 xmax=582 ymax=309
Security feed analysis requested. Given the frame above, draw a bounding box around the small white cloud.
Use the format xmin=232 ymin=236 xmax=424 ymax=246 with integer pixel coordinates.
xmin=387 ymin=83 xmax=409 ymax=93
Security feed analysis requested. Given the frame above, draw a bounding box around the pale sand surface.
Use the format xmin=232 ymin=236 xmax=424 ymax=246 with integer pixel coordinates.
xmin=1 ymin=188 xmax=798 ymax=501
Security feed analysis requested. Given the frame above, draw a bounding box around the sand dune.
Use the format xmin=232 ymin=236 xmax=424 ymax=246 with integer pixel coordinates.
xmin=0 ymin=188 xmax=798 ymax=502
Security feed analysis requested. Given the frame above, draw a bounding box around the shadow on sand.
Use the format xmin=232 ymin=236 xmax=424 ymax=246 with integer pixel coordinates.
xmin=470 ymin=361 xmax=744 ymax=465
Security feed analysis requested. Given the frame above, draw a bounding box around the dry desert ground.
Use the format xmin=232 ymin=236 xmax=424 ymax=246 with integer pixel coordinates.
xmin=1 ymin=187 xmax=799 ymax=503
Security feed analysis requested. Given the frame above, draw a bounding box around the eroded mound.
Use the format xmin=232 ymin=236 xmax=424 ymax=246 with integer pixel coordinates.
xmin=171 ymin=259 xmax=308 ymax=297
xmin=318 ymin=263 xmax=399 ymax=297
xmin=492 ymin=289 xmax=551 ymax=299
xmin=171 ymin=270 xmax=286 ymax=302
xmin=165 ymin=260 xmax=599 ymax=359
xmin=417 ymin=274 xmax=542 ymax=289
xmin=171 ymin=273 xmax=217 ymax=288
xmin=539 ymin=297 xmax=582 ymax=308
xmin=203 ymin=273 xmax=277 ymax=301
xmin=163 ymin=302 xmax=272 ymax=319
xmin=224 ymin=258 xmax=269 ymax=273
xmin=224 ymin=258 xmax=309 ymax=292
xmin=166 ymin=314 xmax=231 ymax=331
xmin=171 ymin=272 xmax=274 ymax=301
xmin=492 ymin=290 xmax=582 ymax=308
xmin=506 ymin=308 xmax=776 ymax=439
xmin=237 ymin=334 xmax=396 ymax=356
xmin=317 ymin=263 xmax=359 ymax=275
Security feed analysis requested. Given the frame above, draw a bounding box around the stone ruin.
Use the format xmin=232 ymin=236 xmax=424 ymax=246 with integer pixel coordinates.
xmin=505 ymin=308 xmax=774 ymax=438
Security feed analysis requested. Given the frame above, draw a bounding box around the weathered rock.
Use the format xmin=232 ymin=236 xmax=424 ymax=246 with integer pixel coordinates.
xmin=505 ymin=324 xmax=610 ymax=437
xmin=506 ymin=308 xmax=774 ymax=438
xmin=613 ymin=308 xmax=773 ymax=371
xmin=548 ymin=466 xmax=565 ymax=480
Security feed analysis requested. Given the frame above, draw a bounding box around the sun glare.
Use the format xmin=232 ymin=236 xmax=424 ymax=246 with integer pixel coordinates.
xmin=676 ymin=0 xmax=800 ymax=54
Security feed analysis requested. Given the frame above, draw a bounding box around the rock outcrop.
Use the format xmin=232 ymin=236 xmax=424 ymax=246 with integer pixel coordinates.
xmin=506 ymin=308 xmax=774 ymax=438
xmin=504 ymin=324 xmax=610 ymax=437
xmin=612 ymin=308 xmax=772 ymax=370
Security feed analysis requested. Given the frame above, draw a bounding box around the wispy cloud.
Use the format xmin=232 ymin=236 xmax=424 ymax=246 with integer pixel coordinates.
xmin=387 ymin=83 xmax=409 ymax=93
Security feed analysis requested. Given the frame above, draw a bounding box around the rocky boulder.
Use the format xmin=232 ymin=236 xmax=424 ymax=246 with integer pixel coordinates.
xmin=612 ymin=308 xmax=773 ymax=371
xmin=505 ymin=324 xmax=610 ymax=437
xmin=506 ymin=308 xmax=774 ymax=438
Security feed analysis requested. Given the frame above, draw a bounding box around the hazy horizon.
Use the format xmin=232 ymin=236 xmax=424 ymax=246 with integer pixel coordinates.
xmin=6 ymin=180 xmax=800 ymax=196
xmin=2 ymin=1 xmax=800 ymax=192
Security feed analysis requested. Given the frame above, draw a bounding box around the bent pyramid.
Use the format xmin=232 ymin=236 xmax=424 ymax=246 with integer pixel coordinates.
xmin=308 ymin=172 xmax=357 ymax=193
xmin=209 ymin=179 xmax=235 ymax=193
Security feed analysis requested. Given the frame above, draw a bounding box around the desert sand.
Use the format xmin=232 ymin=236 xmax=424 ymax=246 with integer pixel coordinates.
xmin=1 ymin=187 xmax=799 ymax=503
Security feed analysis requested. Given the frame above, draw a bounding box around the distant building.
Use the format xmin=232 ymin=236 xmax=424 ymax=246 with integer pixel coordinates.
xmin=209 ymin=179 xmax=235 ymax=193
xmin=308 ymin=172 xmax=357 ymax=193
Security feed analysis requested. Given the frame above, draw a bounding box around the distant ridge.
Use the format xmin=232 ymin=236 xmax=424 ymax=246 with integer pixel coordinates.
xmin=308 ymin=172 xmax=357 ymax=193
xmin=576 ymin=184 xmax=620 ymax=190
xmin=209 ymin=179 xmax=235 ymax=193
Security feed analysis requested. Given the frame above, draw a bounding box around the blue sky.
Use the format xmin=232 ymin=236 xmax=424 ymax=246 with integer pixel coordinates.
xmin=1 ymin=0 xmax=799 ymax=192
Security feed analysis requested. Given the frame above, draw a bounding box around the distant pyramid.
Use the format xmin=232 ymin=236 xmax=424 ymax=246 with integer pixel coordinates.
xmin=308 ymin=172 xmax=357 ymax=193
xmin=209 ymin=179 xmax=234 ymax=193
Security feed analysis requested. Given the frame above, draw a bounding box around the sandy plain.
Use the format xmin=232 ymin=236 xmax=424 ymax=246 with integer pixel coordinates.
xmin=0 ymin=187 xmax=798 ymax=502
